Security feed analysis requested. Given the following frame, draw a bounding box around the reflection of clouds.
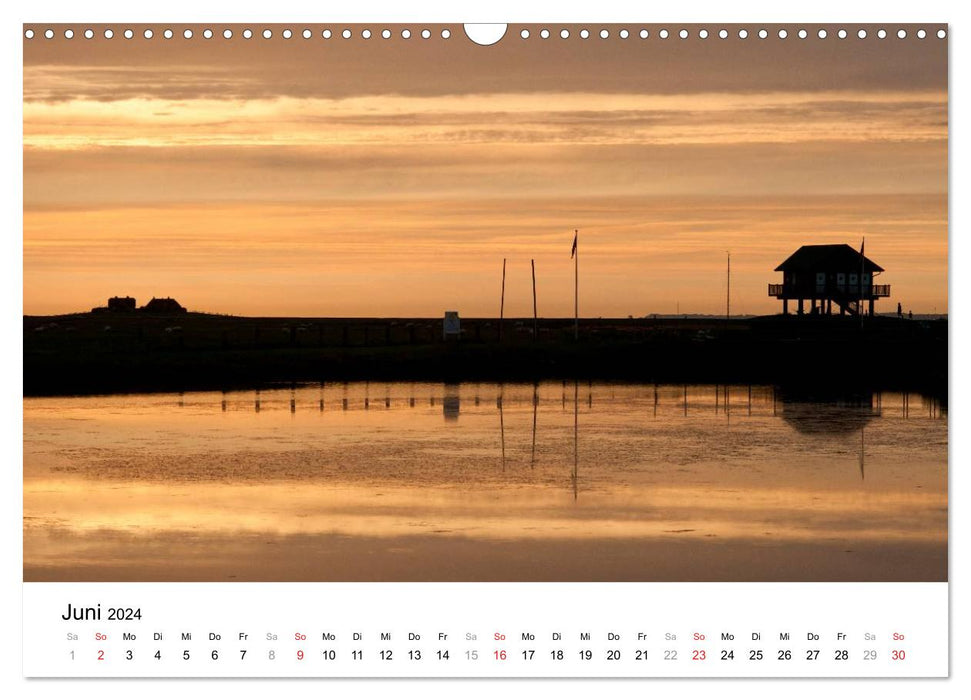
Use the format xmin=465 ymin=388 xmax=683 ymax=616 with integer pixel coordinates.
xmin=23 ymin=384 xmax=947 ymax=579
xmin=23 ymin=479 xmax=947 ymax=544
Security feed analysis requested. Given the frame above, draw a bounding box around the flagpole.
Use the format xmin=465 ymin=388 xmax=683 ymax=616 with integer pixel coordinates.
xmin=574 ymin=229 xmax=579 ymax=341
xmin=531 ymin=258 xmax=538 ymax=340
xmin=499 ymin=257 xmax=506 ymax=342
xmin=859 ymin=238 xmax=865 ymax=330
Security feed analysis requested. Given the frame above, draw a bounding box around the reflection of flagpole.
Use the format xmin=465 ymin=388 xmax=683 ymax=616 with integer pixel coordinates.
xmin=859 ymin=427 xmax=865 ymax=481
xmin=572 ymin=379 xmax=579 ymax=501
xmin=531 ymin=383 xmax=538 ymax=468
xmin=499 ymin=387 xmax=506 ymax=472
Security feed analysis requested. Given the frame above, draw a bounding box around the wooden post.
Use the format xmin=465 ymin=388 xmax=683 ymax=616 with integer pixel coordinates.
xmin=531 ymin=258 xmax=538 ymax=339
xmin=726 ymin=251 xmax=731 ymax=321
xmin=501 ymin=261 xmax=507 ymax=334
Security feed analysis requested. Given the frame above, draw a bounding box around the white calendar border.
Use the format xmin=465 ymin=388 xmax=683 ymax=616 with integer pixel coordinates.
xmin=4 ymin=0 xmax=963 ymax=697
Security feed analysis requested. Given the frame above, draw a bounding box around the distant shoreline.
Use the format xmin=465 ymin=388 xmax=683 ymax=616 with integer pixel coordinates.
xmin=24 ymin=313 xmax=947 ymax=399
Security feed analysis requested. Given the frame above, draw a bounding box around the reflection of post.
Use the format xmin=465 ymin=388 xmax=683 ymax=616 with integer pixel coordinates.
xmin=319 ymin=381 xmax=324 ymax=412
xmin=221 ymin=390 xmax=227 ymax=413
xmin=683 ymin=384 xmax=688 ymax=417
xmin=859 ymin=427 xmax=866 ymax=481
xmin=572 ymin=379 xmax=579 ymax=501
xmin=290 ymin=386 xmax=296 ymax=414
xmin=255 ymin=389 xmax=261 ymax=413
xmin=444 ymin=383 xmax=460 ymax=422
xmin=531 ymin=383 xmax=538 ymax=468
xmin=499 ymin=388 xmax=506 ymax=472
xmin=653 ymin=383 xmax=658 ymax=418
xmin=748 ymin=385 xmax=752 ymax=416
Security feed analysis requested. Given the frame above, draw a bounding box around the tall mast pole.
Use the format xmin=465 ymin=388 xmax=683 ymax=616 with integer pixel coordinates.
xmin=574 ymin=230 xmax=579 ymax=341
xmin=499 ymin=257 xmax=506 ymax=342
xmin=726 ymin=251 xmax=731 ymax=321
xmin=531 ymin=258 xmax=538 ymax=339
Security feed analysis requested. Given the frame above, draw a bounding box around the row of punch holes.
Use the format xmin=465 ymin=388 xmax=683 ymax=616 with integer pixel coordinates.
xmin=24 ymin=26 xmax=947 ymax=42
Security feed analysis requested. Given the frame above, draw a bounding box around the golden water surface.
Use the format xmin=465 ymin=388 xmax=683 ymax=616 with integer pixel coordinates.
xmin=23 ymin=383 xmax=947 ymax=581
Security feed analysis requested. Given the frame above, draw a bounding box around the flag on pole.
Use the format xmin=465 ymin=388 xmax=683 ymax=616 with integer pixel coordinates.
xmin=860 ymin=237 xmax=866 ymax=283
xmin=571 ymin=231 xmax=578 ymax=259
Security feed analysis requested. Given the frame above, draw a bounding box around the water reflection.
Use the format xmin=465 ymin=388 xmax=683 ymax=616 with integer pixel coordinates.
xmin=860 ymin=427 xmax=866 ymax=482
xmin=779 ymin=391 xmax=881 ymax=435
xmin=23 ymin=382 xmax=947 ymax=582
xmin=443 ymin=383 xmax=460 ymax=422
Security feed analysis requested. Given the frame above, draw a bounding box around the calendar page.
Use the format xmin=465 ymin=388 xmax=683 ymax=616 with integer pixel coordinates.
xmin=15 ymin=1 xmax=955 ymax=694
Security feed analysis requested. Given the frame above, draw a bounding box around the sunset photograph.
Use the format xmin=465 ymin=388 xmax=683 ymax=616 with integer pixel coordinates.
xmin=23 ymin=24 xmax=947 ymax=583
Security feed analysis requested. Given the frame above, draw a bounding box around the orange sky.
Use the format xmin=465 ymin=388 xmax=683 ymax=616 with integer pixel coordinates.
xmin=23 ymin=24 xmax=948 ymax=317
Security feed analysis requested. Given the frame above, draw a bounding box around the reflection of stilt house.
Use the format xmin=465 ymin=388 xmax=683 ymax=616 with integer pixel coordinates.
xmin=768 ymin=244 xmax=890 ymax=316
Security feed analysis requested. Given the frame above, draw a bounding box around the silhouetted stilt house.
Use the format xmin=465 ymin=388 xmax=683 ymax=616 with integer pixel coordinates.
xmin=768 ymin=244 xmax=890 ymax=316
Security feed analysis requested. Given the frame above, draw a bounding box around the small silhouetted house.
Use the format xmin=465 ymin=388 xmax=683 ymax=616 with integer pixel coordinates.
xmin=107 ymin=296 xmax=136 ymax=312
xmin=768 ymin=244 xmax=890 ymax=317
xmin=140 ymin=297 xmax=187 ymax=314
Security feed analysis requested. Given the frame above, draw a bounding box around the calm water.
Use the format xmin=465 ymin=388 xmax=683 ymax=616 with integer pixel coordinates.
xmin=23 ymin=382 xmax=947 ymax=581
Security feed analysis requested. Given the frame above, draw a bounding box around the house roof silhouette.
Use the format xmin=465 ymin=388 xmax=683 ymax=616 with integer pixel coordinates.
xmin=774 ymin=244 xmax=884 ymax=273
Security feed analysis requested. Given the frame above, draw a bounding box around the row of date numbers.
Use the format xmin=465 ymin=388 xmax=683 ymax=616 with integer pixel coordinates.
xmin=74 ymin=648 xmax=907 ymax=662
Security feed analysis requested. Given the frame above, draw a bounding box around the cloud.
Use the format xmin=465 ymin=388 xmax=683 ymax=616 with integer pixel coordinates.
xmin=24 ymin=25 xmax=948 ymax=101
xmin=22 ymin=26 xmax=948 ymax=317
xmin=23 ymin=90 xmax=947 ymax=149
